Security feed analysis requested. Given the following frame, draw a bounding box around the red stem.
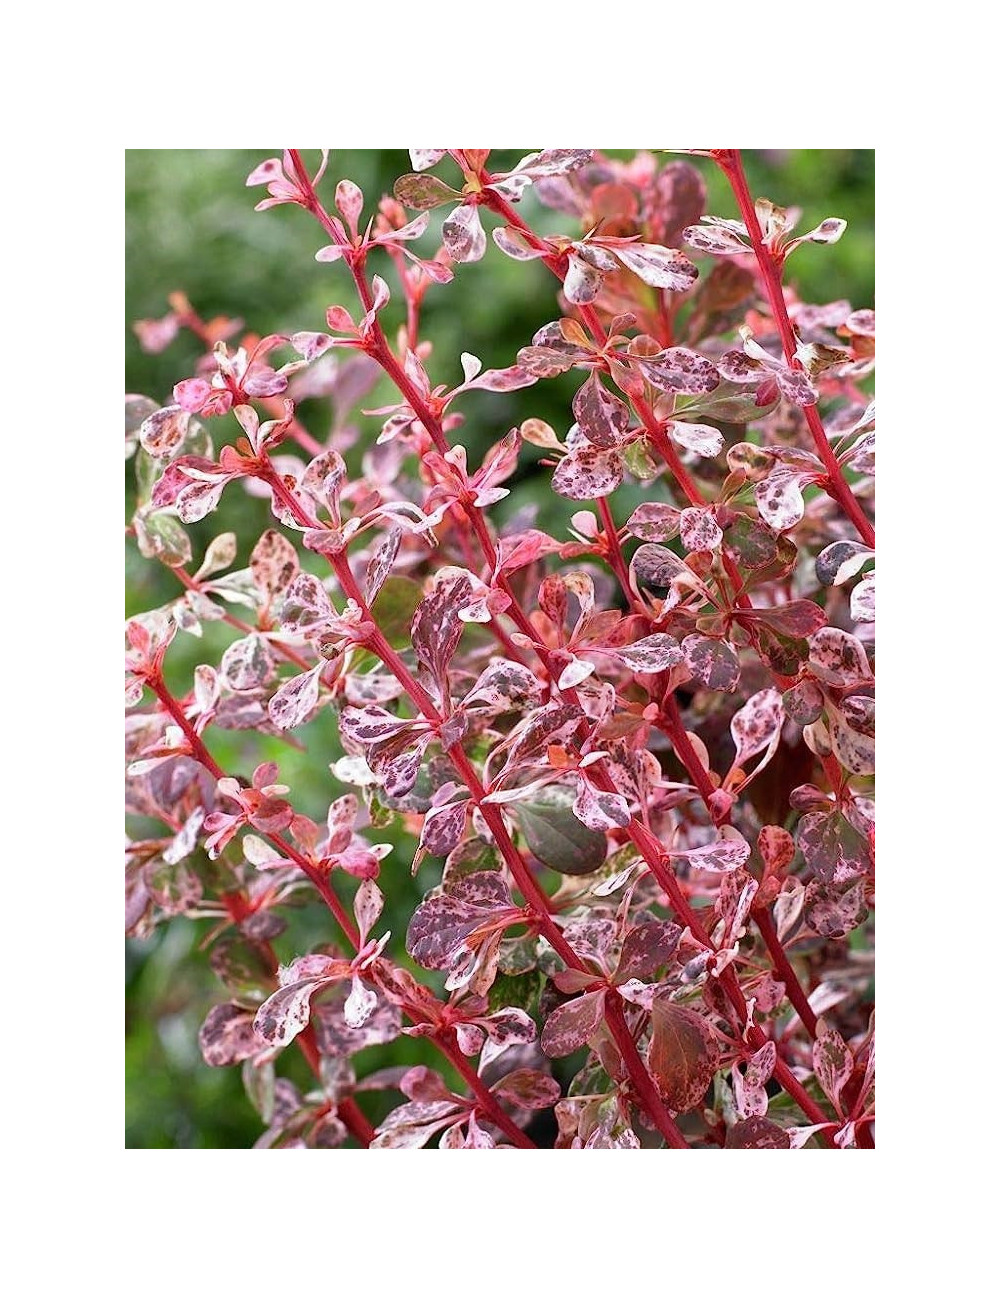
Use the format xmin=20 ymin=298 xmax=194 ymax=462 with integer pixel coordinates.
xmin=603 ymin=990 xmax=689 ymax=1149
xmin=713 ymin=150 xmax=875 ymax=550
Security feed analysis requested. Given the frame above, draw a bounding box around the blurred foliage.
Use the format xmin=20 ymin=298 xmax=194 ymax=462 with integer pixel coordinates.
xmin=125 ymin=148 xmax=873 ymax=1147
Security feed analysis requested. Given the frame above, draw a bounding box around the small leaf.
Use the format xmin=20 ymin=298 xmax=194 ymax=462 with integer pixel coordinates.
xmin=541 ymin=990 xmax=607 ymax=1057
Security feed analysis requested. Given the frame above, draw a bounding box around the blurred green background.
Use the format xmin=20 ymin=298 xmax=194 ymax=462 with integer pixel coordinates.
xmin=125 ymin=149 xmax=874 ymax=1147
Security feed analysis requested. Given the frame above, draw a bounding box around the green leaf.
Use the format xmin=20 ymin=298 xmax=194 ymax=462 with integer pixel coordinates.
xmin=371 ymin=576 xmax=423 ymax=649
xmin=512 ymin=785 xmax=607 ymax=875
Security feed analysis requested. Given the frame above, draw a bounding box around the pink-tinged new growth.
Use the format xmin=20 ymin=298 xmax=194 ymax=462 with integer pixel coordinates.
xmin=126 ymin=147 xmax=874 ymax=1150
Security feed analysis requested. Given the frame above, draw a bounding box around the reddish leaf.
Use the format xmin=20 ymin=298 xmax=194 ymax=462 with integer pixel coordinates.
xmin=682 ymin=635 xmax=741 ymax=692
xmin=552 ymin=448 xmax=624 ymax=500
xmin=616 ymin=921 xmax=682 ymax=982
xmin=199 ymin=1003 xmax=269 ymax=1067
xmin=493 ymin=1069 xmax=562 ymax=1109
xmin=406 ymin=872 xmax=515 ymax=971
xmin=813 ymin=1018 xmax=854 ymax=1114
xmin=540 ymin=990 xmax=607 ymax=1057
xmin=268 ymin=665 xmax=322 ymax=730
xmin=648 ymin=1000 xmax=721 ymax=1112
xmin=251 ymin=529 xmax=299 ymax=605
xmin=613 ymin=633 xmax=683 ymax=673
xmin=572 ymin=373 xmax=630 ymax=449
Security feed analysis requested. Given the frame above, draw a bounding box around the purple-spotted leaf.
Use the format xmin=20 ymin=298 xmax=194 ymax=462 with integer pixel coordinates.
xmin=680 ymin=506 xmax=723 ymax=552
xmin=394 ymin=172 xmax=460 ymax=210
xmin=725 ymin=1118 xmax=791 ymax=1148
xmin=221 ymin=635 xmax=275 ymax=692
xmin=442 ymin=203 xmax=487 ymax=262
xmin=573 ymin=777 xmax=631 ymax=832
xmin=813 ymin=1019 xmax=854 ymax=1114
xmin=613 ymin=243 xmax=698 ymax=292
xmin=563 ymin=254 xmax=604 ymax=305
xmin=540 ymin=989 xmax=607 ymax=1057
xmin=815 ymin=539 xmax=874 ymax=587
xmin=572 ymin=373 xmax=630 ymax=449
xmin=411 ymin=568 xmax=475 ymax=690
xmin=755 ymin=469 xmax=815 ymax=531
xmin=783 ymin=679 xmax=825 ymax=725
xmin=682 ymin=635 xmax=741 ymax=692
xmin=464 ymin=659 xmax=544 ymax=713
xmin=852 ymin=574 xmax=875 ymax=622
xmin=313 ymin=985 xmax=402 ymax=1056
xmin=730 ymin=687 xmax=784 ymax=773
xmin=493 ymin=1069 xmax=562 ymax=1109
xmin=419 ymin=799 xmax=469 ymax=858
xmin=613 ymin=633 xmax=684 ymax=673
xmin=139 ymin=405 xmax=190 ymax=459
xmin=408 ymin=149 xmax=447 ymax=171
xmin=199 ymin=1003 xmax=270 ymax=1067
xmin=365 ymin=527 xmax=402 ymax=604
xmin=477 ymin=1006 xmax=538 ymax=1047
xmin=648 ymin=1000 xmax=721 ymax=1112
xmin=797 ymin=809 xmax=872 ymax=884
xmin=804 ymin=878 xmax=869 ymax=938
xmin=268 ymin=665 xmax=322 ymax=730
xmin=673 ymin=834 xmax=752 ymax=874
xmin=405 ymin=872 xmax=515 ymax=971
xmin=250 ymin=529 xmax=299 ymax=605
xmin=506 ymin=703 xmax=585 ymax=767
xmin=637 ymin=347 xmax=719 ymax=395
xmin=826 ymin=700 xmax=875 ymax=775
xmin=371 ymin=1099 xmax=463 ymax=1149
xmin=732 ymin=1042 xmax=777 ymax=1119
xmin=552 ymin=447 xmax=624 ymax=500
xmin=279 ymin=572 xmax=335 ymax=636
xmin=683 ymin=220 xmax=750 ymax=255
xmin=616 ymin=921 xmax=682 ymax=982
xmin=626 ymin=502 xmax=682 ymax=541
xmin=808 ymin=628 xmax=872 ymax=688
xmin=339 ymin=705 xmax=417 ymax=747
xmin=669 ymin=420 xmax=724 ymax=457
xmin=254 ymin=972 xmax=343 ymax=1048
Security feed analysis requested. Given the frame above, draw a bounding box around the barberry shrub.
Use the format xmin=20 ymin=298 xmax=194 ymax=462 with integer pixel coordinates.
xmin=126 ymin=149 xmax=874 ymax=1149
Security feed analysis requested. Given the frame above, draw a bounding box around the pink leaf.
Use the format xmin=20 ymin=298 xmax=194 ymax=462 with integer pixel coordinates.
xmin=268 ymin=665 xmax=322 ymax=730
xmin=540 ymin=990 xmax=607 ymax=1057
xmin=442 ymin=203 xmax=487 ymax=262
xmin=552 ymin=448 xmax=623 ymax=500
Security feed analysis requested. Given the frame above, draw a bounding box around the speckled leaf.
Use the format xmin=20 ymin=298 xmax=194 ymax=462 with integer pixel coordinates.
xmin=669 ymin=420 xmax=724 ymax=457
xmin=406 ymin=872 xmax=515 ymax=970
xmin=683 ymin=221 xmax=749 ymax=255
xmin=813 ymin=1019 xmax=853 ymax=1113
xmin=731 ymin=688 xmax=784 ymax=771
xmin=365 ymin=526 xmax=402 ymax=604
xmin=616 ymin=921 xmax=682 ymax=982
xmin=674 ymin=835 xmax=752 ymax=874
xmin=725 ymin=1117 xmax=791 ymax=1148
xmin=805 ymin=878 xmax=869 ymax=938
xmin=797 ymin=809 xmax=872 ymax=884
xmin=626 ymin=502 xmax=682 ymax=541
xmin=313 ymin=985 xmax=402 ymax=1056
xmin=573 ymin=777 xmax=631 ymax=831
xmin=783 ymin=679 xmax=824 ymax=725
xmin=442 ymin=203 xmax=486 ymax=262
xmin=541 ymin=990 xmax=607 ymax=1057
xmin=552 ymin=447 xmax=623 ymax=500
xmin=251 ymin=530 xmax=299 ymax=605
xmin=464 ymin=659 xmax=544 ymax=713
xmin=371 ymin=1099 xmax=462 ymax=1149
xmin=648 ymin=1001 xmax=721 ymax=1112
xmin=268 ymin=665 xmax=322 ymax=730
xmin=680 ymin=507 xmax=723 ymax=552
xmin=613 ymin=243 xmax=698 ymax=291
xmin=815 ymin=540 xmax=874 ymax=587
xmin=254 ymin=977 xmax=332 ymax=1048
xmin=637 ymin=347 xmax=719 ymax=394
xmin=411 ymin=568 xmax=475 ymax=689
xmin=210 ymin=936 xmax=274 ymax=1003
xmin=339 ymin=705 xmax=416 ymax=747
xmin=279 ymin=572 xmax=334 ymax=636
xmin=755 ymin=469 xmax=814 ymax=531
xmin=827 ymin=701 xmax=875 ymax=775
xmin=493 ymin=1069 xmax=562 ymax=1109
xmin=221 ymin=634 xmax=275 ymax=691
xmin=852 ymin=574 xmax=875 ymax=622
xmin=199 ymin=1002 xmax=269 ymax=1067
xmin=572 ymin=373 xmax=630 ymax=449
xmin=808 ymin=628 xmax=872 ymax=688
xmin=506 ymin=704 xmax=585 ymax=767
xmin=408 ymin=149 xmax=447 ymax=171
xmin=682 ymin=635 xmax=741 ymax=692
xmin=419 ymin=799 xmax=469 ymax=857
xmin=732 ymin=1042 xmax=776 ymax=1119
xmin=614 ymin=633 xmax=684 ymax=673
xmin=139 ymin=405 xmax=190 ymax=459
